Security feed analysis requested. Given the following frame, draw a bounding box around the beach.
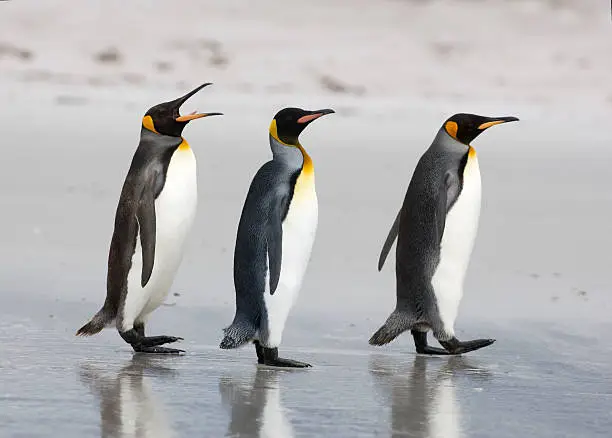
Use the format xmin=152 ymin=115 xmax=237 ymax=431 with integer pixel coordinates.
xmin=0 ymin=0 xmax=611 ymax=436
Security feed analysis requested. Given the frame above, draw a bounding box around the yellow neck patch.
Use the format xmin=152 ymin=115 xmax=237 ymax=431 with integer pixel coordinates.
xmin=179 ymin=137 xmax=190 ymax=151
xmin=142 ymin=115 xmax=158 ymax=134
xmin=292 ymin=145 xmax=316 ymax=203
xmin=468 ymin=146 xmax=477 ymax=158
xmin=445 ymin=121 xmax=458 ymax=139
xmin=297 ymin=144 xmax=314 ymax=175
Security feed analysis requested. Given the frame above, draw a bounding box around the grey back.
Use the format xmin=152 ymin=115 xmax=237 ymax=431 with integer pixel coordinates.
xmin=395 ymin=128 xmax=469 ymax=328
xmin=232 ymin=136 xmax=304 ymax=326
xmin=106 ymin=129 xmax=182 ymax=318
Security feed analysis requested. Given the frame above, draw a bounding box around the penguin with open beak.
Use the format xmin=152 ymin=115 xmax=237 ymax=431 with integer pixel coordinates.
xmin=76 ymin=83 xmax=222 ymax=354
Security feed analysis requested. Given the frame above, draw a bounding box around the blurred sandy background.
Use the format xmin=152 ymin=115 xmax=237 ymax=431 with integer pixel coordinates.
xmin=0 ymin=0 xmax=610 ymax=332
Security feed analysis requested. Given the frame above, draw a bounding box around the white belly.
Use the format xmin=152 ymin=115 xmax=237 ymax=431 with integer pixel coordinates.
xmin=430 ymin=151 xmax=481 ymax=336
xmin=121 ymin=147 xmax=197 ymax=330
xmin=262 ymin=179 xmax=318 ymax=348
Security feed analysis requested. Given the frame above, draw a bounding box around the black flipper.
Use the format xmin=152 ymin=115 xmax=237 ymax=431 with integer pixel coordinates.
xmin=435 ymin=176 xmax=449 ymax=245
xmin=436 ymin=170 xmax=462 ymax=244
xmin=378 ymin=211 xmax=401 ymax=271
xmin=267 ymin=194 xmax=287 ymax=295
xmin=137 ymin=171 xmax=158 ymax=288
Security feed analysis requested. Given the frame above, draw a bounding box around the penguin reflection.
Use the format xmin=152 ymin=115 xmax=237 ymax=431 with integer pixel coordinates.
xmin=79 ymin=355 xmax=176 ymax=438
xmin=370 ymin=355 xmax=491 ymax=438
xmin=219 ymin=368 xmax=295 ymax=438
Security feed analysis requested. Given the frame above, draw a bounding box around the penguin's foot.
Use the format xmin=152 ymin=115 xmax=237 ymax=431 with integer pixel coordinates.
xmin=412 ymin=330 xmax=452 ymax=355
xmin=131 ymin=336 xmax=184 ymax=354
xmin=133 ymin=345 xmax=185 ymax=354
xmin=261 ymin=355 xmax=312 ymax=368
xmin=120 ymin=328 xmax=184 ymax=352
xmin=413 ymin=330 xmax=495 ymax=355
xmin=254 ymin=341 xmax=311 ymax=368
xmin=418 ymin=345 xmax=453 ymax=355
xmin=439 ymin=337 xmax=496 ymax=355
xmin=139 ymin=335 xmax=183 ymax=347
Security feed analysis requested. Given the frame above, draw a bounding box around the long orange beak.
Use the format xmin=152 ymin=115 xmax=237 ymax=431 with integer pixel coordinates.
xmin=477 ymin=116 xmax=519 ymax=130
xmin=176 ymin=111 xmax=223 ymax=122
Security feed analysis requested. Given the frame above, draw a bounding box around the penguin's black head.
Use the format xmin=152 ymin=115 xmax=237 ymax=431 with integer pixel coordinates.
xmin=443 ymin=113 xmax=519 ymax=145
xmin=270 ymin=107 xmax=335 ymax=146
xmin=142 ymin=83 xmax=223 ymax=137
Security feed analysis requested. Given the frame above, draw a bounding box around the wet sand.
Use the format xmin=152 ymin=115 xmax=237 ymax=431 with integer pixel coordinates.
xmin=1 ymin=293 xmax=611 ymax=437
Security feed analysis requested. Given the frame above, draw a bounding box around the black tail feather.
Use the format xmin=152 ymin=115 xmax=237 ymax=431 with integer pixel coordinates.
xmin=219 ymin=317 xmax=258 ymax=349
xmin=76 ymin=308 xmax=113 ymax=336
xmin=369 ymin=311 xmax=412 ymax=346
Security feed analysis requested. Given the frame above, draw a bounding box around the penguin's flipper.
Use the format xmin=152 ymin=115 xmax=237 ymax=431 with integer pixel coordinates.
xmin=435 ymin=183 xmax=447 ymax=244
xmin=435 ymin=171 xmax=461 ymax=244
xmin=377 ymin=211 xmax=400 ymax=271
xmin=266 ymin=193 xmax=288 ymax=295
xmin=136 ymin=171 xmax=159 ymax=288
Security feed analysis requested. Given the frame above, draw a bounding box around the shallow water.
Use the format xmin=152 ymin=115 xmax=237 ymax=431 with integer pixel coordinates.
xmin=1 ymin=294 xmax=611 ymax=437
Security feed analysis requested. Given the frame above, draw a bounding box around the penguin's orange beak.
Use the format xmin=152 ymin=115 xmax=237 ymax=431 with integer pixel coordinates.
xmin=297 ymin=108 xmax=335 ymax=124
xmin=176 ymin=110 xmax=223 ymax=122
xmin=477 ymin=116 xmax=519 ymax=130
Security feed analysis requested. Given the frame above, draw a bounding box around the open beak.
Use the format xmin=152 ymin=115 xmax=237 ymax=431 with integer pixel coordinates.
xmin=171 ymin=82 xmax=223 ymax=122
xmin=297 ymin=108 xmax=335 ymax=124
xmin=478 ymin=116 xmax=519 ymax=130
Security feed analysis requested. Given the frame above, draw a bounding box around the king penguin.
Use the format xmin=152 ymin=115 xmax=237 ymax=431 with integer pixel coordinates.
xmin=76 ymin=83 xmax=222 ymax=354
xmin=369 ymin=113 xmax=518 ymax=355
xmin=219 ymin=107 xmax=334 ymax=367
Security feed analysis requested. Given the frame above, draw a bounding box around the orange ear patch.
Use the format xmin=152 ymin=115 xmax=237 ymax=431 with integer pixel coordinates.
xmin=142 ymin=115 xmax=158 ymax=133
xmin=445 ymin=121 xmax=458 ymax=139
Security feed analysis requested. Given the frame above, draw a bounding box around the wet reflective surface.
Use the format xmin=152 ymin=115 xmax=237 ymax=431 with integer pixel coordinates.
xmin=1 ymin=296 xmax=611 ymax=437
xmin=1 ymin=11 xmax=612 ymax=433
